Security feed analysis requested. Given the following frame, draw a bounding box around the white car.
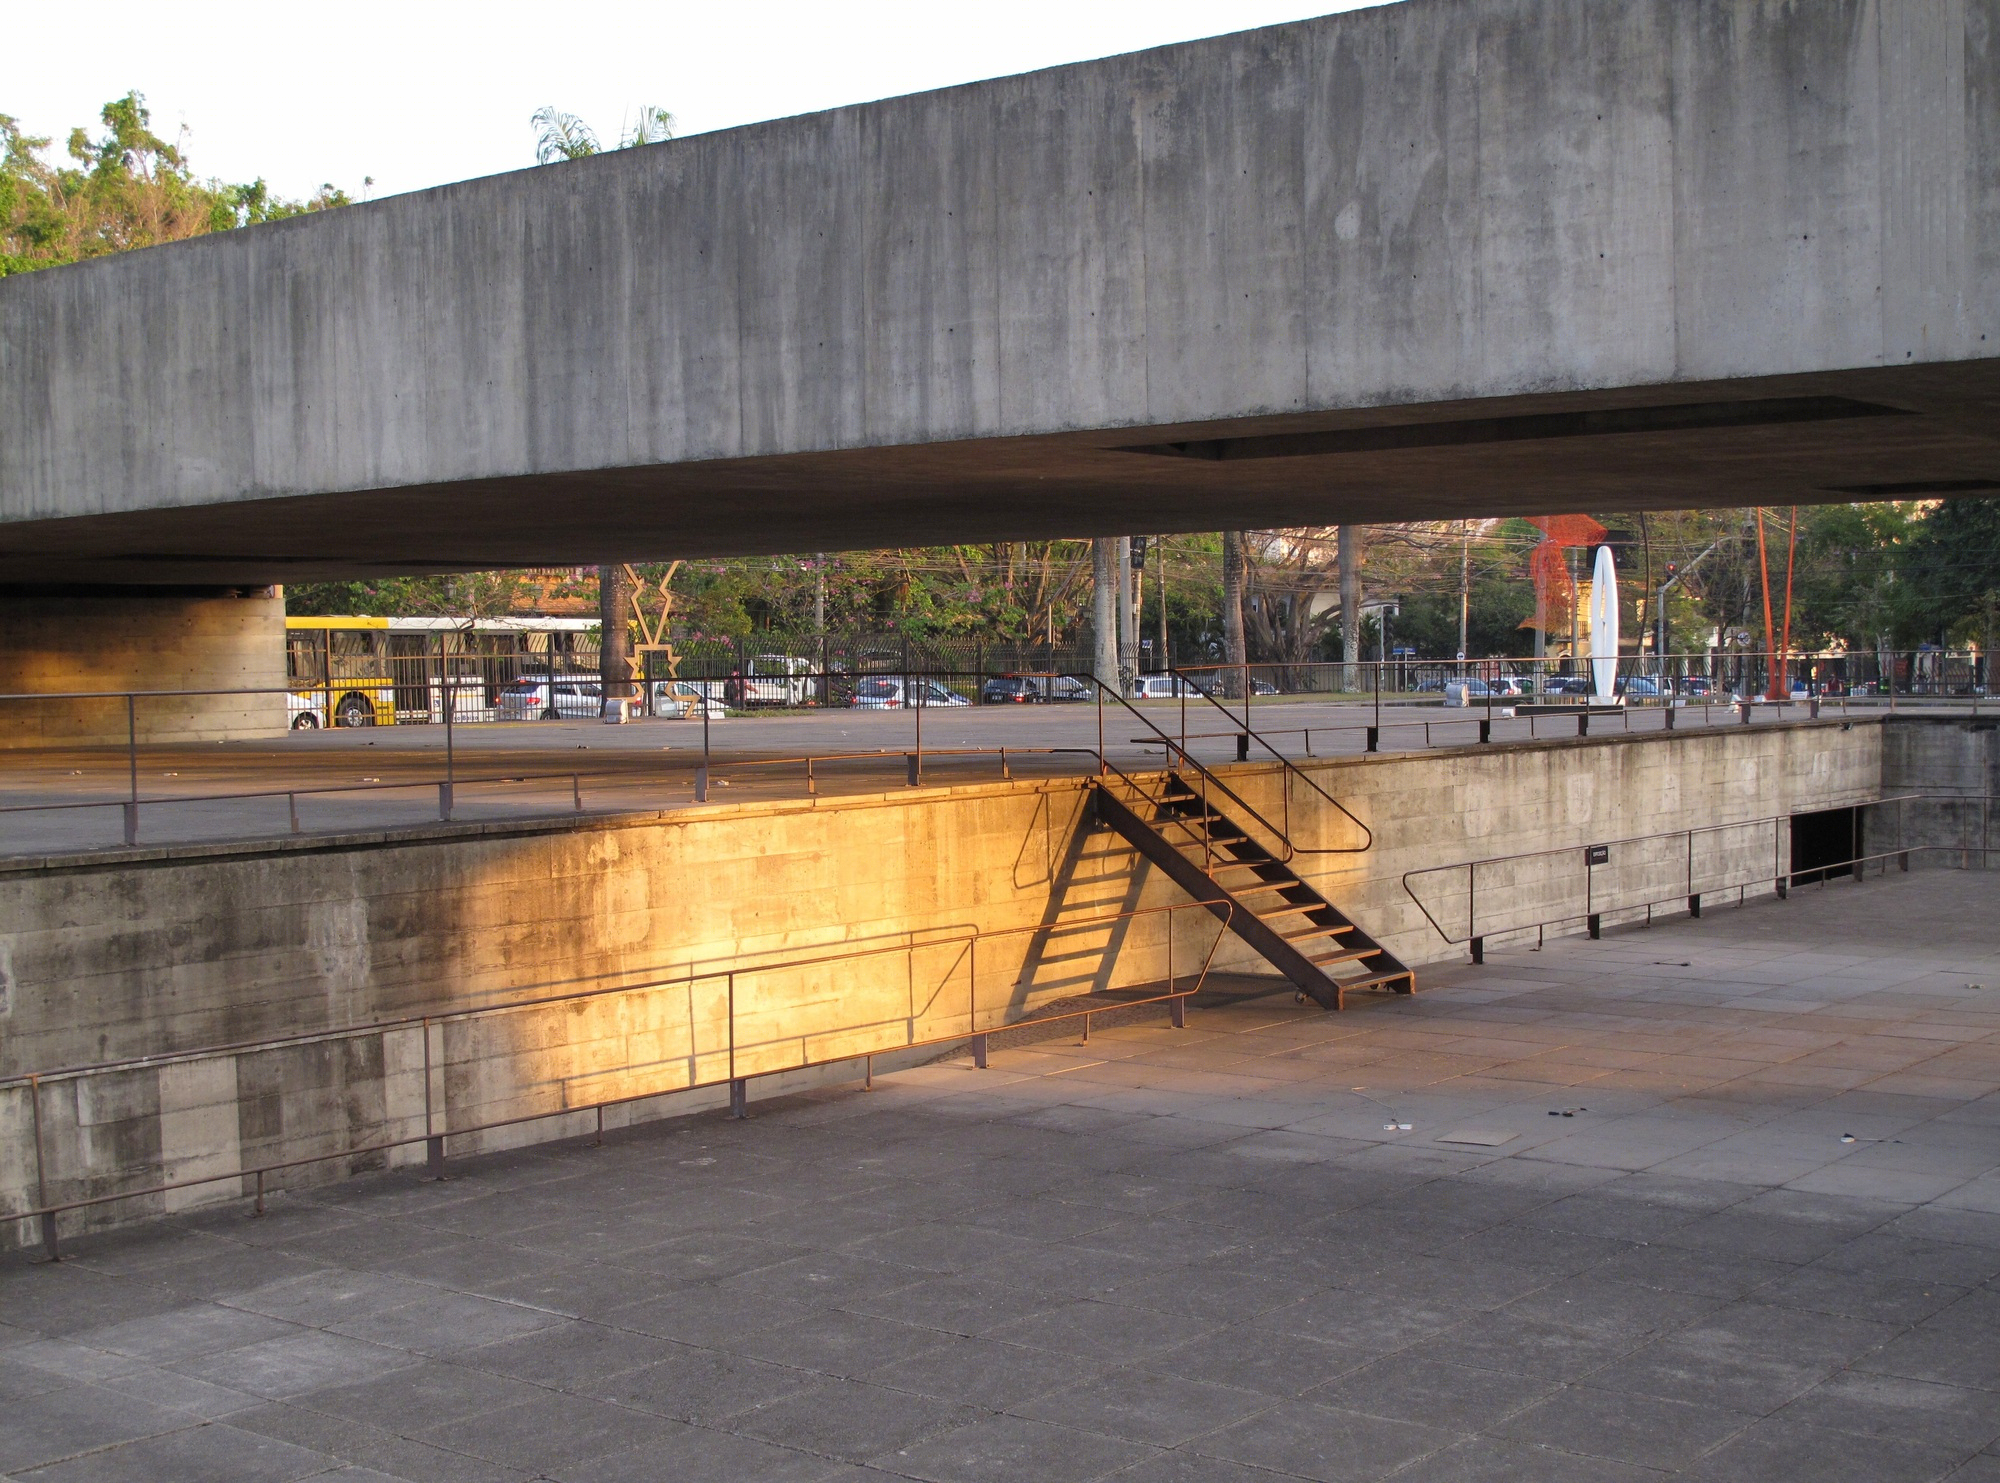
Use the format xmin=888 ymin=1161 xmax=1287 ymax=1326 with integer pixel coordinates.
xmin=732 ymin=655 xmax=818 ymax=707
xmin=649 ymin=680 xmax=726 ymax=719
xmin=850 ymin=677 xmax=971 ymax=709
xmin=497 ymin=678 xmax=603 ymax=720
xmin=1129 ymin=675 xmax=1203 ymax=700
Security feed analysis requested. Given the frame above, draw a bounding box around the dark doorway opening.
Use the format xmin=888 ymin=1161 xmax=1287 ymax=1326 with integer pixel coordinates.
xmin=1791 ymin=806 xmax=1858 ymax=886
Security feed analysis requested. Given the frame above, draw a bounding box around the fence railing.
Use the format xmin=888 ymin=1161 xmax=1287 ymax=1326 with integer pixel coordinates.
xmin=0 ymin=660 xmax=1970 ymax=854
xmin=1402 ymin=793 xmax=1996 ymax=958
xmin=6 ymin=898 xmax=1237 ymax=1261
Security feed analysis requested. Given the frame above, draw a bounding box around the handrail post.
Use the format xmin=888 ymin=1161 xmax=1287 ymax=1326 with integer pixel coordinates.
xmin=727 ymin=972 xmax=747 ymax=1117
xmin=1096 ymin=679 xmax=1105 ymax=775
xmin=422 ymin=1015 xmax=445 ymax=1181
xmin=30 ymin=1073 xmax=58 ymax=1262
xmin=124 ymin=693 xmax=139 ymax=846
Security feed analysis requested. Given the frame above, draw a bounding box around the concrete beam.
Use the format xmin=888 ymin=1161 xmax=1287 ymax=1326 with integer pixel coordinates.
xmin=2 ymin=0 xmax=1996 ymax=584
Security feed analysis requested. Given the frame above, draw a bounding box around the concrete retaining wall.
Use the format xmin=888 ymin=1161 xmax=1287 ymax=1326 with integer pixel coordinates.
xmin=0 ymin=588 xmax=286 ymax=748
xmin=0 ymin=717 xmax=1890 ymax=1242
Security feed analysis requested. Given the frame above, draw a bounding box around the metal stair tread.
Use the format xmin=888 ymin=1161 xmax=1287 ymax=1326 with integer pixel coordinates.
xmin=1303 ymin=944 xmax=1375 ymax=965
xmin=1091 ymin=773 xmax=1413 ymax=1011
xmin=1325 ymin=968 xmax=1415 ymax=991
xmin=1278 ymin=923 xmax=1355 ymax=942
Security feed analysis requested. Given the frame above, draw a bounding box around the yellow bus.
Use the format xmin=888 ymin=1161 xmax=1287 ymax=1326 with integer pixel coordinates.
xmin=284 ymin=617 xmax=397 ymax=728
xmin=284 ymin=615 xmax=602 ymax=727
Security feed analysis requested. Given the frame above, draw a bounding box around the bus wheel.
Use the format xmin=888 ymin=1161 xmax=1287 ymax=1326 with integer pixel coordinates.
xmin=336 ymin=695 xmax=373 ymax=728
xmin=291 ymin=712 xmax=320 ymax=730
xmin=541 ymin=706 xmax=559 ymax=721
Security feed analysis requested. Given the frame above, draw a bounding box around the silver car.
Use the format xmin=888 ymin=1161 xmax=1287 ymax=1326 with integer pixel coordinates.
xmin=497 ymin=679 xmax=603 ymax=720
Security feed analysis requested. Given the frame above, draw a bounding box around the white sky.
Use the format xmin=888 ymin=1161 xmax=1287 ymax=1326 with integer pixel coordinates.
xmin=7 ymin=1 xmax=1383 ymax=202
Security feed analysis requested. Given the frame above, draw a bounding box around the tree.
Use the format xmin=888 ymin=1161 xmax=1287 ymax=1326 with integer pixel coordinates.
xmin=1 ymin=93 xmax=350 ymax=278
xmin=1902 ymin=498 xmax=2000 ymax=651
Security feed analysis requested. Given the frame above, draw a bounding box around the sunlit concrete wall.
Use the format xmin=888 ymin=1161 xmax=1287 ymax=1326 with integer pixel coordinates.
xmin=0 ymin=717 xmax=1889 ymax=1242
xmin=0 ymin=588 xmax=285 ymax=747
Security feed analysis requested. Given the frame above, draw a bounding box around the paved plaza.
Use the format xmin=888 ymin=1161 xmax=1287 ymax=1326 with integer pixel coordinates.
xmin=5 ymin=871 xmax=1999 ymax=1481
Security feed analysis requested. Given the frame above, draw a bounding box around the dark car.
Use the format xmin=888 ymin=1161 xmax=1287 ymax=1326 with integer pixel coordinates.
xmin=981 ymin=675 xmax=1041 ymax=704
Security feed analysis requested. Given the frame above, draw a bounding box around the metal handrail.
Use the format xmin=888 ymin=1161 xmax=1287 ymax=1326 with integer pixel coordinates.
xmin=1402 ymin=792 xmax=1992 ymax=948
xmin=1167 ymin=667 xmax=1376 ymax=851
xmin=8 ymin=896 xmax=1238 ymax=1257
xmin=1072 ymin=675 xmax=1370 ymax=864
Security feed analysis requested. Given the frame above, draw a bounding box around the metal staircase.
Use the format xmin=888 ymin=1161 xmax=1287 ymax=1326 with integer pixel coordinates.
xmin=1085 ymin=679 xmax=1415 ymax=1011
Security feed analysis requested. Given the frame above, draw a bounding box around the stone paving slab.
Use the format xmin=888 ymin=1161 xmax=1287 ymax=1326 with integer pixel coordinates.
xmin=5 ymin=871 xmax=2000 ymax=1480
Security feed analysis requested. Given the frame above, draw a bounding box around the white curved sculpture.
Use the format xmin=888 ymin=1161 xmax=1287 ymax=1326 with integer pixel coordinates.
xmin=1590 ymin=545 xmax=1620 ymax=700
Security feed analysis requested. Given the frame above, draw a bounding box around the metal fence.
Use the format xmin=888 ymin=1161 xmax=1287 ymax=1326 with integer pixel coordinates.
xmin=266 ymin=646 xmax=1991 ymax=732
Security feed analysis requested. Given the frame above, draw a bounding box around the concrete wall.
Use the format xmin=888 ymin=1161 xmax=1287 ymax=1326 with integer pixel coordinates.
xmin=0 ymin=588 xmax=286 ymax=747
xmin=1876 ymin=714 xmax=2000 ymax=861
xmin=0 ymin=718 xmax=1890 ymax=1242
xmin=3 ymin=0 xmax=1994 ymax=545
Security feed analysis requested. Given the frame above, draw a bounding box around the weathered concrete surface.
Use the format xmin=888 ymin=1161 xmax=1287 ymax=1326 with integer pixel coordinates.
xmin=2 ymin=0 xmax=1997 ymax=583
xmin=3 ymin=872 xmax=1999 ymax=1482
xmin=0 ymin=719 xmax=1893 ymax=1238
xmin=0 ymin=588 xmax=285 ymax=746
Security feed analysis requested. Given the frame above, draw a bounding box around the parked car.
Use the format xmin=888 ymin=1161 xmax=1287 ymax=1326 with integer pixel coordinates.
xmin=498 ymin=678 xmax=603 ymax=720
xmin=728 ymin=654 xmax=817 ymax=707
xmin=649 ymin=680 xmax=726 ymax=719
xmin=1130 ymin=674 xmax=1205 ymax=700
xmin=1040 ymin=675 xmax=1094 ymax=703
xmin=850 ymin=677 xmax=970 ymax=709
xmin=981 ymin=675 xmax=1042 ymax=704
xmin=1543 ymin=675 xmax=1594 ymax=696
xmin=1614 ymin=676 xmax=1663 ymax=698
xmin=1679 ymin=676 xmax=1718 ymax=697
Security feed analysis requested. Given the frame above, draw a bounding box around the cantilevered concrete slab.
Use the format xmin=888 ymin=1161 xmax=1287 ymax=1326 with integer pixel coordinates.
xmin=2 ymin=0 xmax=1997 ymax=584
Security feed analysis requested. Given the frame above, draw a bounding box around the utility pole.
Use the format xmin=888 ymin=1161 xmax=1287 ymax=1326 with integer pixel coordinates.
xmin=1156 ymin=536 xmax=1170 ymax=671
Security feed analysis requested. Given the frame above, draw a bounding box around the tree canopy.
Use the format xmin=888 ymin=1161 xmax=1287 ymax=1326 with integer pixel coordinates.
xmin=0 ymin=92 xmax=352 ymax=277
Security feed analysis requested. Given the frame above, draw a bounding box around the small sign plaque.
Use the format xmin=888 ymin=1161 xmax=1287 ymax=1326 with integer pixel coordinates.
xmin=1585 ymin=844 xmax=1610 ymax=866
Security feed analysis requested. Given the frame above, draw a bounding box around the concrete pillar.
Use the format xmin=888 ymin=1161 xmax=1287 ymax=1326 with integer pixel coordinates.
xmin=1092 ymin=539 xmax=1119 ymax=693
xmin=598 ymin=565 xmax=635 ymax=717
xmin=1221 ymin=531 xmax=1246 ymax=697
xmin=0 ymin=587 xmax=285 ymax=748
xmin=1339 ymin=526 xmax=1362 ymax=691
xmin=1115 ymin=536 xmax=1138 ymax=688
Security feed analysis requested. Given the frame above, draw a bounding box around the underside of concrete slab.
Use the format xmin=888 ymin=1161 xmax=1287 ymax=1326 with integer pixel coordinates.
xmin=2 ymin=0 xmax=1996 ymax=583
